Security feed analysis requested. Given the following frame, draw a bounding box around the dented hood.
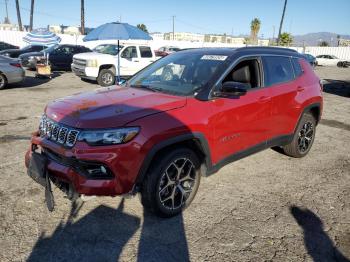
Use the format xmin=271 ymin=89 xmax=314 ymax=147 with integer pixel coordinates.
xmin=45 ymin=86 xmax=186 ymax=128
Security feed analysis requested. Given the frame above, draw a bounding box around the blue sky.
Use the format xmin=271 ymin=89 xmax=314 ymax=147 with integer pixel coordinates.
xmin=1 ymin=0 xmax=350 ymax=37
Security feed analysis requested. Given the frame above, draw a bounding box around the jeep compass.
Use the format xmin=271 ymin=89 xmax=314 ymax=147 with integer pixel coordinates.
xmin=25 ymin=47 xmax=323 ymax=217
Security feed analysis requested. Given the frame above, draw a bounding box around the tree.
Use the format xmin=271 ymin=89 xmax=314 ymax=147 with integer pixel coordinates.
xmin=80 ymin=0 xmax=85 ymax=35
xmin=29 ymin=0 xmax=34 ymax=31
xmin=250 ymin=18 xmax=261 ymax=45
xmin=277 ymin=0 xmax=288 ymax=45
xmin=137 ymin=24 xmax=148 ymax=33
xmin=319 ymin=41 xmax=329 ymax=47
xmin=279 ymin=32 xmax=293 ymax=46
xmin=15 ymin=0 xmax=23 ymax=31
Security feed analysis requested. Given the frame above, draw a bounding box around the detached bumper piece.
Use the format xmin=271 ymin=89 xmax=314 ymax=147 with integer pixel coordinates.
xmin=27 ymin=152 xmax=55 ymax=211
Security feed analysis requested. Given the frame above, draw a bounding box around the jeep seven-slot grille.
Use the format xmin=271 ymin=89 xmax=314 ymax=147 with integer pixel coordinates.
xmin=39 ymin=115 xmax=79 ymax=147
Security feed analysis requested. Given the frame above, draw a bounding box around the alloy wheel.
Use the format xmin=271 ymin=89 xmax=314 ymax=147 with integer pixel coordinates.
xmin=298 ymin=121 xmax=314 ymax=153
xmin=0 ymin=75 xmax=5 ymax=89
xmin=158 ymin=158 xmax=197 ymax=210
xmin=102 ymin=72 xmax=114 ymax=85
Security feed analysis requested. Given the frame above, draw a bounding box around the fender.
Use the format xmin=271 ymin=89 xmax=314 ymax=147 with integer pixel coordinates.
xmin=135 ymin=132 xmax=212 ymax=186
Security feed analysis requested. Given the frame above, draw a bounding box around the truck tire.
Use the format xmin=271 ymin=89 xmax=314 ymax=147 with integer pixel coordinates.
xmin=283 ymin=113 xmax=316 ymax=158
xmin=0 ymin=73 xmax=7 ymax=90
xmin=141 ymin=148 xmax=201 ymax=218
xmin=97 ymin=69 xmax=115 ymax=86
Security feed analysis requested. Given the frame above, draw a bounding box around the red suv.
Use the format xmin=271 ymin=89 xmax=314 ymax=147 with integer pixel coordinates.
xmin=25 ymin=47 xmax=323 ymax=217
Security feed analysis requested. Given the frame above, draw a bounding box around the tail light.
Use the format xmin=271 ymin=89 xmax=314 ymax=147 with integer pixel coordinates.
xmin=10 ymin=63 xmax=22 ymax=68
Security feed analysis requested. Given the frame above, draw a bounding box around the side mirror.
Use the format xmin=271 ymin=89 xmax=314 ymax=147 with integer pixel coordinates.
xmin=214 ymin=81 xmax=249 ymax=98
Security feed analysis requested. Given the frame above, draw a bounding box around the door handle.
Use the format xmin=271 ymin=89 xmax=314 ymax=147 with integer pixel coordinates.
xmin=258 ymin=96 xmax=271 ymax=103
xmin=297 ymin=86 xmax=305 ymax=92
xmin=134 ymin=60 xmax=140 ymax=62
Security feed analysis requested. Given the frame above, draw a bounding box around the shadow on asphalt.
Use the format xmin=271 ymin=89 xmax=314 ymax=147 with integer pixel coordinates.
xmin=290 ymin=205 xmax=349 ymax=262
xmin=322 ymin=79 xmax=350 ymax=98
xmin=27 ymin=198 xmax=190 ymax=262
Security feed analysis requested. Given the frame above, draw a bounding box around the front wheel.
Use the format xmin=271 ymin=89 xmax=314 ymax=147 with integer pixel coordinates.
xmin=141 ymin=148 xmax=201 ymax=218
xmin=97 ymin=69 xmax=115 ymax=86
xmin=283 ymin=113 xmax=316 ymax=158
xmin=0 ymin=73 xmax=7 ymax=90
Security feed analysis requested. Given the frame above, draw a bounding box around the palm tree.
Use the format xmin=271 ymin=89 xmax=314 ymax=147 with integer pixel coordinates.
xmin=137 ymin=24 xmax=148 ymax=33
xmin=279 ymin=32 xmax=293 ymax=46
xmin=277 ymin=0 xmax=288 ymax=45
xmin=15 ymin=0 xmax=23 ymax=31
xmin=80 ymin=0 xmax=85 ymax=35
xmin=250 ymin=18 xmax=261 ymax=45
xmin=29 ymin=0 xmax=34 ymax=31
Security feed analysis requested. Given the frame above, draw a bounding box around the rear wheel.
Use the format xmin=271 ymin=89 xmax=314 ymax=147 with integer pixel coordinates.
xmin=141 ymin=148 xmax=201 ymax=217
xmin=97 ymin=69 xmax=115 ymax=86
xmin=0 ymin=73 xmax=7 ymax=90
xmin=283 ymin=113 xmax=316 ymax=158
xmin=337 ymin=61 xmax=344 ymax=68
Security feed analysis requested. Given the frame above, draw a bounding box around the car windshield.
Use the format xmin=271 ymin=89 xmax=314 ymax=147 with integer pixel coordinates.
xmin=95 ymin=44 xmax=123 ymax=55
xmin=127 ymin=52 xmax=228 ymax=96
xmin=330 ymin=55 xmax=338 ymax=59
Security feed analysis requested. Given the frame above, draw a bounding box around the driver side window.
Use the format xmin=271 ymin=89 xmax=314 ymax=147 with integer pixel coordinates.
xmin=222 ymin=58 xmax=261 ymax=89
xmin=121 ymin=46 xmax=138 ymax=59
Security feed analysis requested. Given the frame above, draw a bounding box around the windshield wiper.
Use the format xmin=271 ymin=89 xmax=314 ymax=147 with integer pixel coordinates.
xmin=130 ymin=84 xmax=162 ymax=93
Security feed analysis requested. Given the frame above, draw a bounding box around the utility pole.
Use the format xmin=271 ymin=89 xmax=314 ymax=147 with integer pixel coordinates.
xmin=80 ymin=0 xmax=85 ymax=35
xmin=4 ymin=0 xmax=10 ymax=24
xmin=15 ymin=0 xmax=23 ymax=31
xmin=272 ymin=25 xmax=275 ymax=42
xmin=277 ymin=0 xmax=287 ymax=45
xmin=29 ymin=0 xmax=35 ymax=31
xmin=172 ymin=15 xmax=175 ymax=40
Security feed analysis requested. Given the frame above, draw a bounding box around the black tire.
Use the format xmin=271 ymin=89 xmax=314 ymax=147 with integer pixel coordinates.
xmin=337 ymin=62 xmax=344 ymax=68
xmin=0 ymin=73 xmax=7 ymax=90
xmin=283 ymin=113 xmax=316 ymax=158
xmin=141 ymin=148 xmax=201 ymax=218
xmin=97 ymin=69 xmax=115 ymax=86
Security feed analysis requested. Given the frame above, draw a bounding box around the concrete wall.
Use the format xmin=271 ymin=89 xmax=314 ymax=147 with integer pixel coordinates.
xmin=1 ymin=30 xmax=350 ymax=59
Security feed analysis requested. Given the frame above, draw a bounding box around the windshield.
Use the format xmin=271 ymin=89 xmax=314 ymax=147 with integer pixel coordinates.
xmin=330 ymin=55 xmax=338 ymax=59
xmin=128 ymin=52 xmax=227 ymax=96
xmin=95 ymin=44 xmax=123 ymax=55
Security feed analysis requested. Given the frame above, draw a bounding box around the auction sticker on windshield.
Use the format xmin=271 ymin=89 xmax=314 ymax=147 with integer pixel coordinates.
xmin=201 ymin=55 xmax=228 ymax=61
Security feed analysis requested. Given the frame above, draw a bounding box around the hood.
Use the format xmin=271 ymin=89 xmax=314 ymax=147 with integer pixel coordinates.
xmin=19 ymin=51 xmax=43 ymax=59
xmin=73 ymin=52 xmax=115 ymax=60
xmin=45 ymin=86 xmax=186 ymax=129
xmin=0 ymin=48 xmax=19 ymax=54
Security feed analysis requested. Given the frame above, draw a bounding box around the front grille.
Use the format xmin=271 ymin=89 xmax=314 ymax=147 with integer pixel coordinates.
xmin=73 ymin=58 xmax=86 ymax=67
xmin=39 ymin=115 xmax=79 ymax=147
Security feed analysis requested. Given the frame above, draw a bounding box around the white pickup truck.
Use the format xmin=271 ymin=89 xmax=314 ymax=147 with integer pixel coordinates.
xmin=71 ymin=43 xmax=157 ymax=86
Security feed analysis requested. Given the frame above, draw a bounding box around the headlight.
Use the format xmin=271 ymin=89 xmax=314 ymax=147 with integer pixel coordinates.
xmin=3 ymin=53 xmax=10 ymax=57
xmin=77 ymin=127 xmax=140 ymax=146
xmin=86 ymin=59 xmax=98 ymax=67
xmin=29 ymin=56 xmax=44 ymax=60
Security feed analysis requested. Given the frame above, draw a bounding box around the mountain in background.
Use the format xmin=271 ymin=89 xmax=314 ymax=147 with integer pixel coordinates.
xmin=292 ymin=32 xmax=350 ymax=46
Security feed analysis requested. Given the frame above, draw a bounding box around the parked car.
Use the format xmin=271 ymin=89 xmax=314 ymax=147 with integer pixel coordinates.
xmin=71 ymin=44 xmax=157 ymax=86
xmin=316 ymin=55 xmax=350 ymax=67
xmin=0 ymin=44 xmax=47 ymax=58
xmin=19 ymin=44 xmax=92 ymax=70
xmin=302 ymin=54 xmax=317 ymax=67
xmin=0 ymin=41 xmax=19 ymax=51
xmin=0 ymin=55 xmax=25 ymax=89
xmin=155 ymin=46 xmax=181 ymax=57
xmin=25 ymin=47 xmax=323 ymax=217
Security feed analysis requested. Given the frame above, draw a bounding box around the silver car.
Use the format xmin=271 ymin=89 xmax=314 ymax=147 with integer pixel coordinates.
xmin=0 ymin=55 xmax=25 ymax=89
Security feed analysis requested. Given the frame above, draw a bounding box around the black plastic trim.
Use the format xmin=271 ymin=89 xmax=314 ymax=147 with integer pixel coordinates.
xmin=206 ymin=134 xmax=293 ymax=176
xmin=135 ymin=132 xmax=212 ymax=185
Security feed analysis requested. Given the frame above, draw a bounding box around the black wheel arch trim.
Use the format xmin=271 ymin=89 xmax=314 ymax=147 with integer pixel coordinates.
xmin=135 ymin=132 xmax=212 ymax=186
xmin=294 ymin=102 xmax=321 ymax=134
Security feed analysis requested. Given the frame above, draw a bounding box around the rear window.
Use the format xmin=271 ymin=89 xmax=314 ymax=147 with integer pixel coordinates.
xmin=262 ymin=56 xmax=294 ymax=86
xmin=139 ymin=46 xmax=152 ymax=58
xmin=291 ymin=58 xmax=303 ymax=77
